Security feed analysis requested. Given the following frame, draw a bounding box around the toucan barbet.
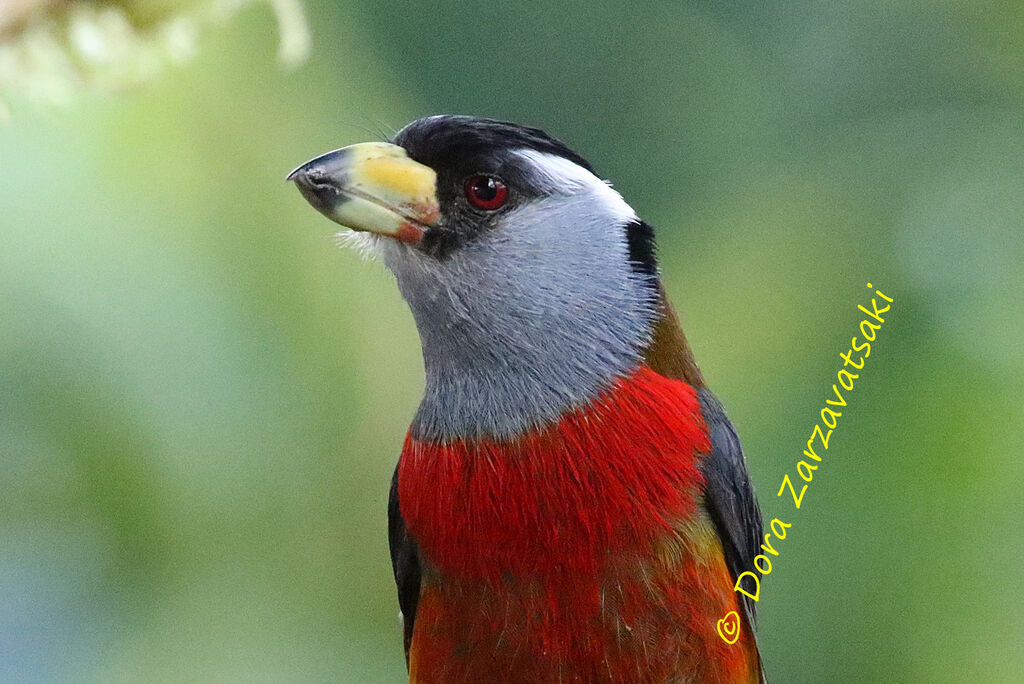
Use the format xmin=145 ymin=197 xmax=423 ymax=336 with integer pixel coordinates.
xmin=289 ymin=115 xmax=766 ymax=683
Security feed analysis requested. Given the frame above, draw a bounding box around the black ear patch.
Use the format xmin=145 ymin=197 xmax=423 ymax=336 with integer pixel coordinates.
xmin=625 ymin=219 xmax=658 ymax=278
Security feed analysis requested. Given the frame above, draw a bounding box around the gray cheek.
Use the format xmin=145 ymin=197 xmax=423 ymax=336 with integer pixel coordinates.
xmin=382 ymin=192 xmax=658 ymax=441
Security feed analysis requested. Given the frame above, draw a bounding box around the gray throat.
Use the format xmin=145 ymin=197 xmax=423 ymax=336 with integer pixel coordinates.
xmin=380 ymin=192 xmax=657 ymax=442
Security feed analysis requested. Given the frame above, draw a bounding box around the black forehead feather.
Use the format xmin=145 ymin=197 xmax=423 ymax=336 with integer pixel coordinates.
xmin=393 ymin=115 xmax=595 ymax=174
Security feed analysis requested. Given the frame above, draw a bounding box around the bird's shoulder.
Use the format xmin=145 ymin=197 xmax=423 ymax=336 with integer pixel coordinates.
xmin=641 ymin=293 xmax=767 ymax=681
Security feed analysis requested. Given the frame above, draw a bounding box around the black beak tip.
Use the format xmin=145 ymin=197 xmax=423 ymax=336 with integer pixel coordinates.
xmin=287 ymin=166 xmax=336 ymax=213
xmin=288 ymin=148 xmax=348 ymax=184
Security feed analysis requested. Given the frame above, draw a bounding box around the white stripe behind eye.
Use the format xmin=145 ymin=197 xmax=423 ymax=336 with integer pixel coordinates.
xmin=515 ymin=149 xmax=637 ymax=222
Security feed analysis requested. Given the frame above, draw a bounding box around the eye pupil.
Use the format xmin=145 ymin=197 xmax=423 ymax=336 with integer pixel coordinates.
xmin=474 ymin=178 xmax=497 ymax=200
xmin=465 ymin=175 xmax=508 ymax=210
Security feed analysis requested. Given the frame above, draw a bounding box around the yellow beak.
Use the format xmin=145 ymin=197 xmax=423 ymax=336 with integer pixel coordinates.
xmin=288 ymin=142 xmax=439 ymax=244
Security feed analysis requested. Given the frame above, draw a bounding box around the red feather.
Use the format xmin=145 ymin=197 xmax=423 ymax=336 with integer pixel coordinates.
xmin=398 ymin=366 xmax=760 ymax=682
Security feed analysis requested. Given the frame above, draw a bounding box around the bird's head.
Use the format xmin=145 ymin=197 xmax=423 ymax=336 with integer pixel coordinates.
xmin=290 ymin=115 xmax=663 ymax=440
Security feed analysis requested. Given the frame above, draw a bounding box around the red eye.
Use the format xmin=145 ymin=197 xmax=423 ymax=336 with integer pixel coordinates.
xmin=464 ymin=175 xmax=508 ymax=210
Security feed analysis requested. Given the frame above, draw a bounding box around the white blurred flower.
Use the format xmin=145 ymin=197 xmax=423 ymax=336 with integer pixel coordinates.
xmin=0 ymin=0 xmax=310 ymax=120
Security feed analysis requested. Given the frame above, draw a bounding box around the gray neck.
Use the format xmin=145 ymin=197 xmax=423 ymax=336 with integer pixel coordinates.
xmin=380 ymin=189 xmax=657 ymax=442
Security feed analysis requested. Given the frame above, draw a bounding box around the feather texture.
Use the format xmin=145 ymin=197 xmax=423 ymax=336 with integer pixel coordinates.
xmin=396 ymin=366 xmax=762 ymax=682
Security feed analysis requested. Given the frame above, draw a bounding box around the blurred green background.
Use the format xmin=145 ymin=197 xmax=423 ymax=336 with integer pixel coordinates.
xmin=2 ymin=1 xmax=1022 ymax=682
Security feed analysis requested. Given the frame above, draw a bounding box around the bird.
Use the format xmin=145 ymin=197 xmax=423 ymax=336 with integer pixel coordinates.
xmin=288 ymin=115 xmax=766 ymax=683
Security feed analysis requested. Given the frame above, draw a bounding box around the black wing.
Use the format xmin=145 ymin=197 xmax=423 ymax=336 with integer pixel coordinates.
xmin=388 ymin=463 xmax=421 ymax=663
xmin=697 ymin=388 xmax=768 ymax=681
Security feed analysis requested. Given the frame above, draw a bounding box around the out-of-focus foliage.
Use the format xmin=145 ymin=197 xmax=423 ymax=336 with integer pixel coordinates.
xmin=0 ymin=0 xmax=309 ymax=120
xmin=1 ymin=1 xmax=1021 ymax=682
